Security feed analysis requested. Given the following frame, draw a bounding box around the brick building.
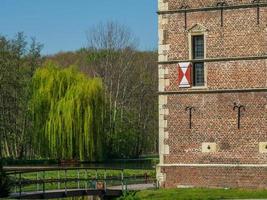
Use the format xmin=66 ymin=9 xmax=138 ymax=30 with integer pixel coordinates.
xmin=157 ymin=0 xmax=267 ymax=188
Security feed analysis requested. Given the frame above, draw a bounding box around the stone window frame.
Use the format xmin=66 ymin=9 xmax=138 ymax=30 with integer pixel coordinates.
xmin=188 ymin=24 xmax=208 ymax=89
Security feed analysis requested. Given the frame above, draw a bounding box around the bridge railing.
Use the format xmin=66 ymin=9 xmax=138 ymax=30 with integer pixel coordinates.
xmin=6 ymin=167 xmax=156 ymax=198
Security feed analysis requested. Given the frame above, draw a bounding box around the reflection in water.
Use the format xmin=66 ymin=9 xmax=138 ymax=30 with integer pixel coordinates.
xmin=8 ymin=159 xmax=155 ymax=169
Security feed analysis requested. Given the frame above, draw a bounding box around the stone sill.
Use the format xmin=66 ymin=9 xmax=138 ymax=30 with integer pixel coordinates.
xmin=158 ymin=88 xmax=267 ymax=95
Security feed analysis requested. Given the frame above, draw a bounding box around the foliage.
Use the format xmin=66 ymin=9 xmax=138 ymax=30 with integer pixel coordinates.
xmin=47 ymin=48 xmax=158 ymax=159
xmin=46 ymin=22 xmax=157 ymax=159
xmin=136 ymin=188 xmax=267 ymax=200
xmin=88 ymin=49 xmax=158 ymax=158
xmin=116 ymin=192 xmax=141 ymax=200
xmin=0 ymin=33 xmax=42 ymax=159
xmin=0 ymin=162 xmax=12 ymax=197
xmin=0 ymin=23 xmax=158 ymax=161
xmin=87 ymin=21 xmax=137 ymax=50
xmin=86 ymin=23 xmax=157 ymax=158
xmin=30 ymin=63 xmax=105 ymax=160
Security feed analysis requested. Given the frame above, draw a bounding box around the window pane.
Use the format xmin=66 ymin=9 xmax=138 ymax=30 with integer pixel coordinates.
xmin=192 ymin=35 xmax=204 ymax=59
xmin=193 ymin=63 xmax=205 ymax=86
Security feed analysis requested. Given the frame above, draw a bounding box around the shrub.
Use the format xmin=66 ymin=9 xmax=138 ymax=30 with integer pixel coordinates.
xmin=0 ymin=163 xmax=12 ymax=198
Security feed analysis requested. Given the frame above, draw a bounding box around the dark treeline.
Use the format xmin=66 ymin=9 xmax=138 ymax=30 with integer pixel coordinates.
xmin=0 ymin=33 xmax=43 ymax=159
xmin=0 ymin=22 xmax=158 ymax=160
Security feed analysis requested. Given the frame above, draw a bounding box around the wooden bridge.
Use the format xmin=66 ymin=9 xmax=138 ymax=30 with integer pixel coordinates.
xmin=5 ymin=166 xmax=156 ymax=199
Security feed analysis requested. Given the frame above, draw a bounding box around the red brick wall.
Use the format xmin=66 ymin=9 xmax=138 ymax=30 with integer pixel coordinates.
xmin=158 ymin=0 xmax=267 ymax=189
xmin=167 ymin=0 xmax=263 ymax=10
xmin=164 ymin=60 xmax=267 ymax=91
xmin=166 ymin=8 xmax=267 ymax=61
xmin=162 ymin=166 xmax=267 ymax=189
xmin=164 ymin=93 xmax=267 ymax=164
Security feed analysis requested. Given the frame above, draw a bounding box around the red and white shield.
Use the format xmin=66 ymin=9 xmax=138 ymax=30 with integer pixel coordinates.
xmin=178 ymin=62 xmax=192 ymax=88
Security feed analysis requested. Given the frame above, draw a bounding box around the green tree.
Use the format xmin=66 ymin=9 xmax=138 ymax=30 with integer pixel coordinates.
xmin=86 ymin=22 xmax=158 ymax=158
xmin=0 ymin=33 xmax=42 ymax=159
xmin=46 ymin=44 xmax=158 ymax=159
xmin=30 ymin=62 xmax=105 ymax=161
xmin=44 ymin=22 xmax=158 ymax=159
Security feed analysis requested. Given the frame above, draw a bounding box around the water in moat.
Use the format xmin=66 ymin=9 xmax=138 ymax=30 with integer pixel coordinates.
xmin=6 ymin=158 xmax=156 ymax=169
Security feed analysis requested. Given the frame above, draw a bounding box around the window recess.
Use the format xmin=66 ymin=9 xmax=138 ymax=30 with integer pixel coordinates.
xmin=192 ymin=35 xmax=205 ymax=87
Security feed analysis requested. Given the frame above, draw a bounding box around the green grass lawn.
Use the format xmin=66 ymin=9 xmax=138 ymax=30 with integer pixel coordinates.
xmin=12 ymin=169 xmax=155 ymax=180
xmin=135 ymin=188 xmax=267 ymax=200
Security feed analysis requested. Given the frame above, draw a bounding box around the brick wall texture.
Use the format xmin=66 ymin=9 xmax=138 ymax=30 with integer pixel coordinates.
xmin=163 ymin=166 xmax=267 ymax=189
xmin=166 ymin=8 xmax=267 ymax=60
xmin=167 ymin=0 xmax=267 ymax=10
xmin=158 ymin=0 xmax=267 ymax=188
xmin=165 ymin=93 xmax=267 ymax=164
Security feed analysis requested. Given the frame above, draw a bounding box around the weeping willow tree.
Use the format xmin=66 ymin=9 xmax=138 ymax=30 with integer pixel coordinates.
xmin=30 ymin=62 xmax=105 ymax=161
